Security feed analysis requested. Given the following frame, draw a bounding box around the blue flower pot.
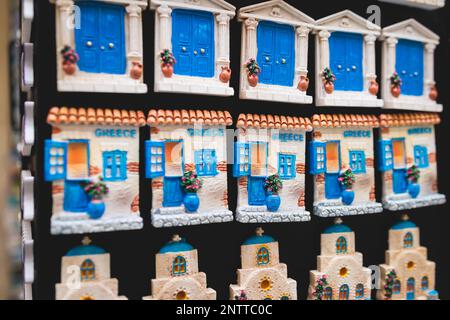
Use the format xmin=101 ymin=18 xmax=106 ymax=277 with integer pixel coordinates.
xmin=408 ymin=183 xmax=420 ymax=199
xmin=266 ymin=194 xmax=281 ymax=212
xmin=341 ymin=189 xmax=355 ymax=206
xmin=87 ymin=200 xmax=105 ymax=220
xmin=184 ymin=193 xmax=200 ymax=213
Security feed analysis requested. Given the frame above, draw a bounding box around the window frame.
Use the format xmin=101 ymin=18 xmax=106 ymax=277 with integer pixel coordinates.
xmin=80 ymin=259 xmax=95 ymax=282
xmin=404 ymin=232 xmax=414 ymax=248
xmin=103 ymin=150 xmax=128 ymax=182
xmin=278 ymin=153 xmax=296 ymax=180
xmin=256 ymin=246 xmax=270 ymax=266
xmin=414 ymin=145 xmax=429 ymax=169
xmin=349 ymin=150 xmax=366 ymax=174
xmin=355 ymin=284 xmax=364 ymax=299
xmin=195 ymin=149 xmax=218 ymax=177
xmin=336 ymin=236 xmax=348 ymax=254
xmin=66 ymin=139 xmax=90 ymax=182
xmin=172 ymin=255 xmax=187 ymax=276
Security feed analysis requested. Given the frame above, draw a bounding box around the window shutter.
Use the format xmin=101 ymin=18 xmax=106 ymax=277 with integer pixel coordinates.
xmin=145 ymin=141 xmax=165 ymax=178
xmin=44 ymin=140 xmax=68 ymax=181
xmin=377 ymin=140 xmax=394 ymax=172
xmin=233 ymin=142 xmax=250 ymax=177
xmin=309 ymin=141 xmax=326 ymax=174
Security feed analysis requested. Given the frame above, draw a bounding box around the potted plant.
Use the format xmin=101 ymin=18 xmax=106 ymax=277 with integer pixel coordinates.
xmin=160 ymin=49 xmax=176 ymax=78
xmin=264 ymin=174 xmax=283 ymax=212
xmin=60 ymin=45 xmax=79 ymax=75
xmin=245 ymin=58 xmax=261 ymax=87
xmin=84 ymin=178 xmax=109 ymax=220
xmin=321 ymin=67 xmax=336 ymax=94
xmin=390 ymin=72 xmax=402 ymax=97
xmin=234 ymin=291 xmax=248 ymax=301
xmin=369 ymin=79 xmax=379 ymax=95
xmin=429 ymin=85 xmax=438 ymax=101
xmin=406 ymin=165 xmax=420 ymax=198
xmin=219 ymin=65 xmax=232 ymax=83
xmin=297 ymin=75 xmax=309 ymax=92
xmin=181 ymin=171 xmax=203 ymax=213
xmin=338 ymin=169 xmax=356 ymax=205
xmin=384 ymin=270 xmax=397 ymax=300
xmin=313 ymin=275 xmax=329 ymax=300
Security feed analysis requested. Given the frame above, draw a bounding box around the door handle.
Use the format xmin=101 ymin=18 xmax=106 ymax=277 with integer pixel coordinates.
xmin=194 ymin=50 xmax=198 ymax=55
xmin=86 ymin=41 xmax=93 ymax=47
xmin=265 ymin=57 xmax=270 ymax=62
xmin=182 ymin=47 xmax=187 ymax=52
xmin=109 ymin=43 xmax=114 ymax=49
xmin=100 ymin=46 xmax=105 ymax=50
xmin=281 ymin=58 xmax=286 ymax=64
xmin=352 ymin=65 xmax=357 ymax=70
xmin=200 ymin=48 xmax=205 ymax=54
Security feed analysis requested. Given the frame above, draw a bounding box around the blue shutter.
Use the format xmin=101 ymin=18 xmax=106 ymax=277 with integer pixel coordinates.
xmin=349 ymin=151 xmax=366 ymax=174
xmin=195 ymin=149 xmax=217 ymax=176
xmin=309 ymin=141 xmax=326 ymax=174
xmin=44 ymin=140 xmax=68 ymax=181
xmin=146 ymin=141 xmax=165 ymax=178
xmin=233 ymin=142 xmax=250 ymax=177
xmin=377 ymin=140 xmax=394 ymax=172
xmin=103 ymin=151 xmax=127 ymax=181
xmin=414 ymin=146 xmax=429 ymax=168
xmin=278 ymin=154 xmax=296 ymax=179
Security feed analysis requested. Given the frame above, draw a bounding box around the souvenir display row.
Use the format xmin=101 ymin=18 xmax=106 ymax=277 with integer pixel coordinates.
xmin=55 ymin=216 xmax=439 ymax=301
xmin=44 ymin=108 xmax=446 ymax=234
xmin=50 ymin=0 xmax=442 ymax=112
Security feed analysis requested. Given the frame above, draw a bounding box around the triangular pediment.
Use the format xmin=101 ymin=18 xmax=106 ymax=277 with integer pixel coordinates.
xmin=238 ymin=0 xmax=315 ymax=26
xmin=150 ymin=0 xmax=236 ymax=14
xmin=382 ymin=19 xmax=439 ymax=44
xmin=315 ymin=10 xmax=380 ymax=34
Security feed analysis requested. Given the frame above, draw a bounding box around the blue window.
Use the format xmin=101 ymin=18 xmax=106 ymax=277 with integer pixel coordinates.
xmin=329 ymin=32 xmax=363 ymax=91
xmin=44 ymin=140 xmax=68 ymax=181
xmin=195 ymin=149 xmax=217 ymax=176
xmin=414 ymin=146 xmax=429 ymax=168
xmin=257 ymin=21 xmax=295 ymax=87
xmin=421 ymin=276 xmax=429 ymax=291
xmin=234 ymin=143 xmax=250 ymax=177
xmin=407 ymin=278 xmax=415 ymax=300
xmin=393 ymin=280 xmax=401 ymax=294
xmin=309 ymin=141 xmax=326 ymax=174
xmin=172 ymin=256 xmax=187 ymax=276
xmin=349 ymin=151 xmax=366 ymax=174
xmin=278 ymin=154 xmax=296 ymax=179
xmin=75 ymin=2 xmax=126 ymax=74
xmin=336 ymin=236 xmax=347 ymax=254
xmin=396 ymin=39 xmax=424 ymax=96
xmin=404 ymin=232 xmax=413 ymax=248
xmin=339 ymin=284 xmax=350 ymax=300
xmin=355 ymin=284 xmax=364 ymax=299
xmin=257 ymin=247 xmax=270 ymax=266
xmin=325 ymin=287 xmax=333 ymax=300
xmin=81 ymin=259 xmax=95 ymax=282
xmin=146 ymin=141 xmax=165 ymax=178
xmin=103 ymin=151 xmax=127 ymax=181
xmin=377 ymin=140 xmax=394 ymax=172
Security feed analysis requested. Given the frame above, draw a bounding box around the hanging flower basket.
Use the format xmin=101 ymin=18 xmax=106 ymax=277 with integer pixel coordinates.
xmin=160 ymin=49 xmax=176 ymax=78
xmin=181 ymin=171 xmax=203 ymax=213
xmin=339 ymin=169 xmax=356 ymax=205
xmin=245 ymin=58 xmax=261 ymax=87
xmin=390 ymin=72 xmax=402 ymax=97
xmin=264 ymin=174 xmax=283 ymax=212
xmin=407 ymin=165 xmax=421 ymax=198
xmin=60 ymin=45 xmax=79 ymax=75
xmin=321 ymin=67 xmax=336 ymax=94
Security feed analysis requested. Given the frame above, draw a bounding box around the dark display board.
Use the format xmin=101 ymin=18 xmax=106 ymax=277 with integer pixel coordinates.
xmin=31 ymin=0 xmax=450 ymax=300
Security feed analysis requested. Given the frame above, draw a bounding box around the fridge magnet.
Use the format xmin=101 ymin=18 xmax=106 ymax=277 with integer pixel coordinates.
xmin=378 ymin=0 xmax=445 ymax=10
xmin=149 ymin=0 xmax=235 ymax=96
xmin=307 ymin=219 xmax=372 ymax=300
xmin=229 ymin=227 xmax=297 ymax=300
xmin=234 ymin=113 xmax=312 ymax=223
xmin=378 ymin=113 xmax=446 ymax=210
xmin=377 ymin=215 xmax=437 ymax=300
xmin=146 ymin=109 xmax=234 ymax=228
xmin=143 ymin=235 xmax=216 ymax=300
xmin=313 ymin=10 xmax=383 ymax=107
xmin=56 ymin=237 xmax=127 ymax=300
xmin=381 ymin=19 xmax=442 ymax=112
xmin=238 ymin=0 xmax=315 ymax=104
xmin=50 ymin=0 xmax=148 ymax=93
xmin=309 ymin=114 xmax=383 ymax=217
xmin=45 ymin=107 xmax=145 ymax=235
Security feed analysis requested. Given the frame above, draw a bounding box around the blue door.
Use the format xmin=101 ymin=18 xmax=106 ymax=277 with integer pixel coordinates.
xmin=163 ymin=177 xmax=184 ymax=207
xmin=392 ymin=138 xmax=408 ymax=194
xmin=75 ymin=1 xmax=126 ymax=74
xmin=325 ymin=141 xmax=342 ymax=200
xmin=329 ymin=32 xmax=363 ymax=91
xmin=325 ymin=173 xmax=341 ymax=199
xmin=257 ymin=21 xmax=295 ymax=87
xmin=64 ymin=181 xmax=89 ymax=212
xmin=248 ymin=177 xmax=267 ymax=206
xmin=407 ymin=278 xmax=415 ymax=300
xmin=396 ymin=40 xmax=424 ymax=96
xmin=393 ymin=169 xmax=408 ymax=194
xmin=172 ymin=9 xmax=214 ymax=78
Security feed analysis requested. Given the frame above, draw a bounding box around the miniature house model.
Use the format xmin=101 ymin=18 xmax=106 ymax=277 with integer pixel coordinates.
xmin=146 ymin=109 xmax=234 ymax=228
xmin=144 ymin=235 xmax=216 ymax=300
xmin=234 ymin=113 xmax=312 ymax=223
xmin=309 ymin=114 xmax=383 ymax=217
xmin=313 ymin=10 xmax=383 ymax=107
xmin=378 ymin=0 xmax=445 ymax=10
xmin=150 ymin=0 xmax=235 ymax=96
xmin=377 ymin=216 xmax=436 ymax=300
xmin=238 ymin=0 xmax=315 ymax=104
xmin=307 ymin=219 xmax=371 ymax=300
xmin=378 ymin=113 xmax=446 ymax=210
xmin=45 ymin=107 xmax=144 ymax=234
xmin=230 ymin=228 xmax=297 ymax=300
xmin=50 ymin=0 xmax=148 ymax=93
xmin=56 ymin=237 xmax=127 ymax=300
xmin=381 ymin=19 xmax=442 ymax=112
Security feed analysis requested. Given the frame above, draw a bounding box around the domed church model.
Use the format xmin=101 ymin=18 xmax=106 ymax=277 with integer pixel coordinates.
xmin=55 ymin=237 xmax=127 ymax=300
xmin=143 ymin=235 xmax=216 ymax=300
xmin=377 ymin=215 xmax=437 ymax=300
xmin=229 ymin=227 xmax=297 ymax=300
xmin=307 ymin=219 xmax=371 ymax=300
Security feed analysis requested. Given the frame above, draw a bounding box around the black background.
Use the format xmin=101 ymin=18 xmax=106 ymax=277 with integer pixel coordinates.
xmin=30 ymin=0 xmax=450 ymax=300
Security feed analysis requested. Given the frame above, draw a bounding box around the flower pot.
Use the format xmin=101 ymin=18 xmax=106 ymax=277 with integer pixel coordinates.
xmin=161 ymin=63 xmax=174 ymax=78
xmin=369 ymin=80 xmax=379 ymax=95
xmin=130 ymin=62 xmax=143 ymax=80
xmin=219 ymin=66 xmax=231 ymax=83
xmin=87 ymin=200 xmax=106 ymax=220
xmin=266 ymin=194 xmax=281 ymax=212
xmin=408 ymin=183 xmax=420 ymax=199
xmin=341 ymin=189 xmax=355 ymax=206
xmin=298 ymin=76 xmax=309 ymax=92
xmin=184 ymin=193 xmax=200 ymax=213
xmin=62 ymin=63 xmax=76 ymax=75
xmin=248 ymin=74 xmax=259 ymax=87
xmin=391 ymin=85 xmax=401 ymax=98
xmin=324 ymin=81 xmax=334 ymax=94
xmin=429 ymin=86 xmax=438 ymax=101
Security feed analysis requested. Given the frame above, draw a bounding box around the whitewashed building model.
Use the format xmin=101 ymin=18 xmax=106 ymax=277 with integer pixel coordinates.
xmin=379 ymin=0 xmax=445 ymax=10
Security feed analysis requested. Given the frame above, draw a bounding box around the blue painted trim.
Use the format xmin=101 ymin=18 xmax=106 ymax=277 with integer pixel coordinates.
xmin=349 ymin=150 xmax=366 ymax=174
xmin=278 ymin=153 xmax=296 ymax=180
xmin=172 ymin=256 xmax=187 ymax=275
xmin=44 ymin=139 xmax=68 ymax=181
xmin=256 ymin=247 xmax=270 ymax=266
xmin=66 ymin=245 xmax=106 ymax=256
xmin=391 ymin=220 xmax=417 ymax=230
xmin=243 ymin=234 xmax=276 ymax=245
xmin=145 ymin=141 xmax=165 ymax=179
xmin=159 ymin=239 xmax=194 ymax=253
xmin=414 ymin=145 xmax=429 ymax=168
xmin=324 ymin=224 xmax=352 ymax=234
xmin=377 ymin=139 xmax=394 ymax=172
xmin=234 ymin=142 xmax=250 ymax=177
xmin=309 ymin=141 xmax=326 ymax=175
xmin=102 ymin=150 xmax=127 ymax=181
xmin=195 ymin=149 xmax=218 ymax=177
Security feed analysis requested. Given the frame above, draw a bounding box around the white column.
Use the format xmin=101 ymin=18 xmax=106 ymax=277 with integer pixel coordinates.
xmin=364 ymin=34 xmax=377 ymax=91
xmin=216 ymin=13 xmax=231 ymax=64
xmin=245 ymin=18 xmax=259 ymax=60
xmin=318 ymin=30 xmax=331 ymax=71
xmin=386 ymin=37 xmax=398 ymax=76
xmin=126 ymin=4 xmax=143 ymax=59
xmin=56 ymin=0 xmax=75 ymax=47
xmin=424 ymin=43 xmax=436 ymax=89
xmin=157 ymin=4 xmax=172 ymax=50
xmin=296 ymin=26 xmax=310 ymax=76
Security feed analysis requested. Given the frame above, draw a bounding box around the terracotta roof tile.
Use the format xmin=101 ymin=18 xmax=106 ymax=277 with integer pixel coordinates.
xmin=47 ymin=107 xmax=146 ymax=127
xmin=379 ymin=113 xmax=441 ymax=127
xmin=312 ymin=114 xmax=379 ymax=128
xmin=147 ymin=109 xmax=233 ymax=126
xmin=237 ymin=114 xmax=312 ymax=131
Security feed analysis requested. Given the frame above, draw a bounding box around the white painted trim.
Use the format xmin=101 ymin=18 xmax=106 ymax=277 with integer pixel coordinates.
xmin=378 ymin=0 xmax=445 ymax=10
xmin=21 ymin=0 xmax=34 ymax=44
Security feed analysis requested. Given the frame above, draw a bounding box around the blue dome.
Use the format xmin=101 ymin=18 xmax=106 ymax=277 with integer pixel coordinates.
xmin=243 ymin=234 xmax=276 ymax=245
xmin=391 ymin=221 xmax=417 ymax=230
xmin=159 ymin=238 xmax=194 ymax=254
xmin=323 ymin=224 xmax=352 ymax=234
xmin=66 ymin=245 xmax=106 ymax=257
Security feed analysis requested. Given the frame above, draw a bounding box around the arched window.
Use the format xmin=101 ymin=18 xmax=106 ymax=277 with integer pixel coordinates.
xmin=339 ymin=284 xmax=350 ymax=300
xmin=421 ymin=276 xmax=429 ymax=291
xmin=80 ymin=259 xmax=95 ymax=281
xmin=280 ymin=295 xmax=290 ymax=300
xmin=355 ymin=284 xmax=364 ymax=299
xmin=172 ymin=256 xmax=187 ymax=276
xmin=257 ymin=247 xmax=270 ymax=266
xmin=393 ymin=280 xmax=401 ymax=294
xmin=404 ymin=232 xmax=413 ymax=248
xmin=336 ymin=237 xmax=348 ymax=254
xmin=324 ymin=287 xmax=333 ymax=300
